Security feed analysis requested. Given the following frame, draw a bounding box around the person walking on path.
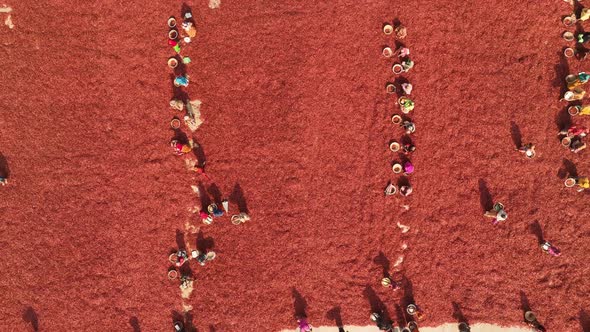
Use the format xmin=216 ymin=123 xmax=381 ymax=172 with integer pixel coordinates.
xmin=296 ymin=317 xmax=313 ymax=332
xmin=370 ymin=312 xmax=394 ymax=332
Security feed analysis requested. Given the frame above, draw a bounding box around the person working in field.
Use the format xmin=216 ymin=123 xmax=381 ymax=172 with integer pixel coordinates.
xmin=559 ymin=125 xmax=589 ymax=137
xmin=575 ymin=176 xmax=589 ymax=191
xmin=517 ymin=143 xmax=536 ymax=158
xmin=170 ymin=139 xmax=193 ymax=155
xmin=484 ymin=202 xmax=507 ymax=225
xmin=570 ymin=137 xmax=587 ymax=153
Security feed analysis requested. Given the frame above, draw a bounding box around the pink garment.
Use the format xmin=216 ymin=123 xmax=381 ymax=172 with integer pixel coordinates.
xmin=399 ymin=47 xmax=410 ymax=57
xmin=569 ymin=126 xmax=589 ymax=136
xmin=298 ymin=319 xmax=312 ymax=332
xmin=170 ymin=140 xmax=184 ymax=155
xmin=548 ymin=246 xmax=561 ymax=257
xmin=404 ymin=162 xmax=414 ymax=174
xmin=401 ymin=83 xmax=413 ymax=95
xmin=175 ymin=256 xmax=186 ymax=267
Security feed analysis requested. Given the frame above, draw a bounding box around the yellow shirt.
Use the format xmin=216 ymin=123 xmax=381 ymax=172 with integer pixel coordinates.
xmin=581 ymin=8 xmax=590 ymax=21
xmin=579 ymin=177 xmax=590 ymax=188
xmin=581 ymin=105 xmax=590 ymax=116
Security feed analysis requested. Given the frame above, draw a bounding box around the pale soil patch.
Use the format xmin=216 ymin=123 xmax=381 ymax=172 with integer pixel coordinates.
xmin=208 ymin=0 xmax=220 ymax=9
xmin=1 ymin=5 xmax=13 ymax=29
xmin=180 ymin=279 xmax=194 ymax=299
xmin=397 ymin=221 xmax=410 ymax=233
xmin=393 ymin=255 xmax=404 ymax=267
xmin=5 ymin=14 xmax=13 ymax=29
xmin=185 ymin=100 xmax=203 ymax=132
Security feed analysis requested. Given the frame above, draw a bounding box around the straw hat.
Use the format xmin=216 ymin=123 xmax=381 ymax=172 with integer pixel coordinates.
xmin=565 ymin=177 xmax=576 ymax=187
xmin=389 ymin=141 xmax=400 ymax=152
xmin=383 ymin=24 xmax=393 ymax=35
xmin=524 ymin=311 xmax=536 ymax=323
xmin=168 ymin=57 xmax=178 ymax=68
xmin=568 ymin=105 xmax=580 ymax=115
xmin=386 ymin=83 xmax=397 ymax=94
xmin=382 ymin=47 xmax=393 ymax=58
xmin=168 ymin=17 xmax=177 ymax=28
xmin=381 ymin=277 xmax=392 ymax=287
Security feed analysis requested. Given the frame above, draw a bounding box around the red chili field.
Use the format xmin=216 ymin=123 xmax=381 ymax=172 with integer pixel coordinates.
xmin=2 ymin=0 xmax=590 ymax=331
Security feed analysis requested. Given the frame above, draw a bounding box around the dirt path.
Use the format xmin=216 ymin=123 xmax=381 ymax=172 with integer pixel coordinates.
xmin=280 ymin=323 xmax=533 ymax=332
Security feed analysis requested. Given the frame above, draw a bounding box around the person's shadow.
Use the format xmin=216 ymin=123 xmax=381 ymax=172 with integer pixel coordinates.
xmin=393 ymin=304 xmax=405 ymax=327
xmin=230 ymin=183 xmax=249 ymax=213
xmin=452 ymin=302 xmax=469 ymax=326
xmin=176 ymin=229 xmax=187 ymax=251
xmin=0 ymin=153 xmax=9 ymax=179
xmin=129 ymin=316 xmax=141 ymax=332
xmin=553 ymin=49 xmax=570 ymax=100
xmin=478 ymin=179 xmax=493 ymax=213
xmin=208 ymin=183 xmax=223 ymax=206
xmin=327 ymin=306 xmax=347 ymax=332
xmin=373 ymin=251 xmax=391 ymax=278
xmin=580 ymin=309 xmax=590 ymax=331
xmin=22 ymin=307 xmax=39 ymax=331
xmin=401 ymin=275 xmax=415 ymax=308
xmin=520 ymin=291 xmax=531 ymax=318
xmin=363 ymin=285 xmax=391 ymax=322
xmin=510 ymin=121 xmax=523 ymax=149
xmin=557 ymin=158 xmax=578 ymax=179
xmin=192 ymin=139 xmax=206 ymax=168
xmin=529 ymin=221 xmax=545 ymax=245
xmin=196 ymin=230 xmax=215 ymax=253
xmin=198 ymin=182 xmax=212 ymax=209
xmin=292 ymin=288 xmax=308 ymax=319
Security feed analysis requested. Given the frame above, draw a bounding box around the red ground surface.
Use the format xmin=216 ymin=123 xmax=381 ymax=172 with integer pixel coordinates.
xmin=2 ymin=0 xmax=590 ymax=331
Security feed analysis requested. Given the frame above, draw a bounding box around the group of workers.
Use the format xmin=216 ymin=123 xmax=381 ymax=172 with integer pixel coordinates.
xmin=382 ymin=22 xmax=416 ymax=198
xmin=165 ymin=8 xmax=215 ymax=293
xmin=560 ymin=53 xmax=590 ymax=192
xmin=164 ymin=9 xmax=252 ymax=302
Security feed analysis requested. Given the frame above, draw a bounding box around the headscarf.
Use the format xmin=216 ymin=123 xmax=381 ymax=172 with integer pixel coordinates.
xmin=402 ymin=83 xmax=413 ymax=95
xmin=404 ymin=162 xmax=414 ymax=174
